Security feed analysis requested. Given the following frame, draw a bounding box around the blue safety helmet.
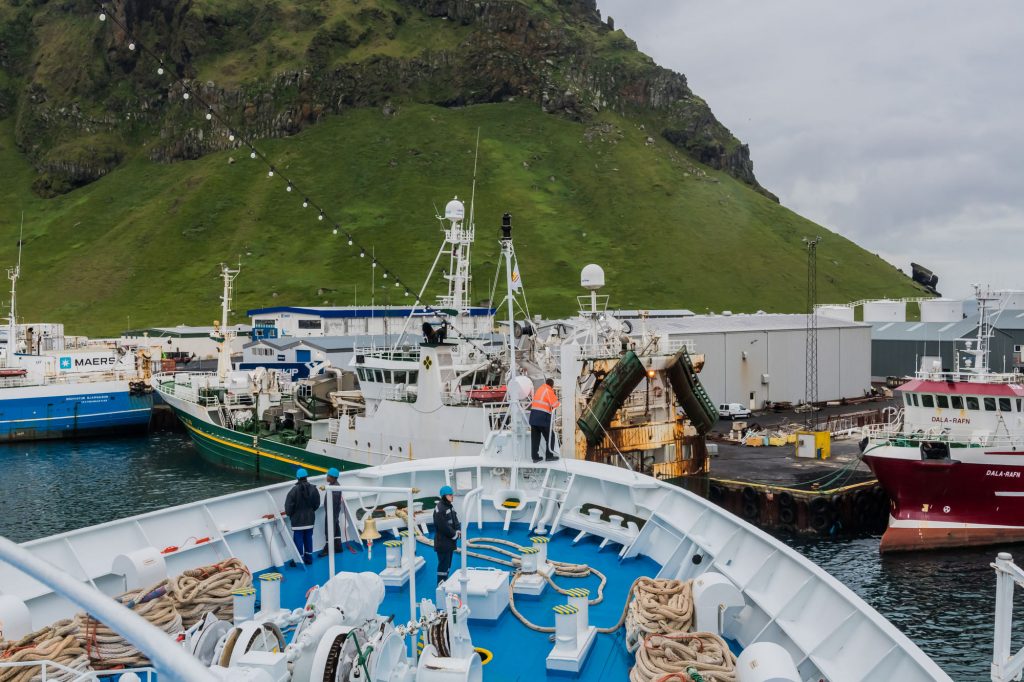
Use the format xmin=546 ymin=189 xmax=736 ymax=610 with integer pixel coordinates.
xmin=295 ymin=467 xmax=309 ymax=479
xmin=327 ymin=467 xmax=340 ymax=478
xmin=440 ymin=485 xmax=454 ymax=497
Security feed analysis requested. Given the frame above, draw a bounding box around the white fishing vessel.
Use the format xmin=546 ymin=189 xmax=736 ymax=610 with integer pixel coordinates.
xmin=155 ymin=212 xmax=718 ymax=481
xmin=0 ymin=243 xmax=156 ymax=442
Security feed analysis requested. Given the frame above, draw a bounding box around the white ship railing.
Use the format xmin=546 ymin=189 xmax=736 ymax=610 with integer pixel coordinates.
xmin=0 ymin=371 xmax=144 ymax=389
xmin=992 ymin=552 xmax=1024 ymax=681
xmin=661 ymin=338 xmax=696 ymax=354
xmin=355 ymin=347 xmax=421 ymax=363
xmin=911 ymin=369 xmax=1024 ymax=385
xmin=864 ymin=423 xmax=1024 ymax=449
xmin=0 ymin=661 xmax=157 ymax=681
xmin=0 ymin=536 xmax=216 ymax=682
xmin=381 ymin=386 xmax=416 ymax=402
xmin=155 ymin=371 xmax=291 ymax=407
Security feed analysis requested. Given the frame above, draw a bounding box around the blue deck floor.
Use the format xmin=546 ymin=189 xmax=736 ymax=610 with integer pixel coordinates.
xmin=257 ymin=521 xmax=662 ymax=681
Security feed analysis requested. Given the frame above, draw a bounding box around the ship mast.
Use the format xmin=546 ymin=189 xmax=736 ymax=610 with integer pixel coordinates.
xmin=3 ymin=219 xmax=24 ymax=368
xmin=499 ymin=212 xmax=529 ymax=445
xmin=964 ymin=285 xmax=999 ymax=375
xmin=215 ymin=262 xmax=240 ymax=381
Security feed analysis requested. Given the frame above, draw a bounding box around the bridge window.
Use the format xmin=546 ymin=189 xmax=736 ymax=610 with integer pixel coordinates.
xmin=951 ymin=396 xmax=964 ymax=410
xmin=921 ymin=394 xmax=934 ymax=408
xmin=936 ymin=395 xmax=949 ymax=409
xmin=911 ymin=393 xmax=919 ymax=406
xmin=985 ymin=397 xmax=997 ymax=411
xmin=374 ymin=369 xmax=384 ymax=383
xmin=966 ymin=396 xmax=980 ymax=410
xmin=999 ymin=398 xmax=1012 ymax=412
xmin=903 ymin=393 xmax=912 ymax=407
xmin=1018 ymin=399 xmax=1022 ymax=412
xmin=407 ymin=370 xmax=418 ymax=385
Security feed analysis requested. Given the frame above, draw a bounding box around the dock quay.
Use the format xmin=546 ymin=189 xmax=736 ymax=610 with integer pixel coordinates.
xmin=697 ymin=401 xmax=895 ymax=537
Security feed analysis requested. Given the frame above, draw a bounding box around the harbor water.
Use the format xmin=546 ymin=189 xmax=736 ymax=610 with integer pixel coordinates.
xmin=0 ymin=433 xmax=1008 ymax=680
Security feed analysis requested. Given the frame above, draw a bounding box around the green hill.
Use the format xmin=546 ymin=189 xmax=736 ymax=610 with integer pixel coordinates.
xmin=0 ymin=0 xmax=922 ymax=335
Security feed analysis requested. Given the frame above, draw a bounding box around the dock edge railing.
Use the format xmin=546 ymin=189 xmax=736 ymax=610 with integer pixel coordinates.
xmin=992 ymin=552 xmax=1024 ymax=681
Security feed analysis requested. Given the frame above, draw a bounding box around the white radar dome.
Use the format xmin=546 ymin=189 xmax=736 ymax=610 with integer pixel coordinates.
xmin=507 ymin=375 xmax=535 ymax=401
xmin=581 ymin=264 xmax=605 ymax=290
xmin=444 ymin=197 xmax=465 ymax=222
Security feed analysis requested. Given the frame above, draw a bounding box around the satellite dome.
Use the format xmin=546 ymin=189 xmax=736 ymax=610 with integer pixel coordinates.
xmin=507 ymin=375 xmax=535 ymax=401
xmin=581 ymin=264 xmax=605 ymax=290
xmin=445 ymin=197 xmax=465 ymax=222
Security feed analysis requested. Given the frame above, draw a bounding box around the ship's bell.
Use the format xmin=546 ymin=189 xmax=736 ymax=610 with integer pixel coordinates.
xmin=360 ymin=517 xmax=382 ymax=542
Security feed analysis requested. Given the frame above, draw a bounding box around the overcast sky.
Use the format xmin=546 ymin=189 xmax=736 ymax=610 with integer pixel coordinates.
xmin=597 ymin=1 xmax=1024 ymax=300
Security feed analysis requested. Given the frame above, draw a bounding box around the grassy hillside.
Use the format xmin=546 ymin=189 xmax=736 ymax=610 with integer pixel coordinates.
xmin=0 ymin=101 xmax=921 ymax=336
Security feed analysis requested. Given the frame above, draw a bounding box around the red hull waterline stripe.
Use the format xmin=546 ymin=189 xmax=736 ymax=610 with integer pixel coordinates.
xmin=881 ymin=526 xmax=1024 ymax=553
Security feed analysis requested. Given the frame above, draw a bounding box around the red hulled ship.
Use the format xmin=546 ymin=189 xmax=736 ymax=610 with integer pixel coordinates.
xmin=863 ymin=289 xmax=1024 ymax=552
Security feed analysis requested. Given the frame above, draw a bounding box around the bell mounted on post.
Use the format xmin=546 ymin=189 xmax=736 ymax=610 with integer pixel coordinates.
xmin=360 ymin=515 xmax=382 ymax=559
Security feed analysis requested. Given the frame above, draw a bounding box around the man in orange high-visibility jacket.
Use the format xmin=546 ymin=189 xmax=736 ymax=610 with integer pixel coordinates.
xmin=529 ymin=378 xmax=560 ymax=462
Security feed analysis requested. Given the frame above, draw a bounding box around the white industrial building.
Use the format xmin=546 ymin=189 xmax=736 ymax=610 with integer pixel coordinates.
xmin=246 ymin=306 xmax=495 ymax=339
xmin=120 ymin=324 xmax=250 ymax=360
xmin=629 ymin=313 xmax=872 ymax=409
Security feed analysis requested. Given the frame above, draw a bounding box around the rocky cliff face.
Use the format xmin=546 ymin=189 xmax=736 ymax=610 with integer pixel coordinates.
xmin=1 ymin=0 xmax=772 ymax=199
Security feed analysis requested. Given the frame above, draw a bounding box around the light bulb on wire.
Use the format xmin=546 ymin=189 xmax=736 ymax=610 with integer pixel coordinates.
xmin=98 ymin=11 xmax=106 ymax=21
xmin=359 ymin=249 xmax=366 ymax=258
xmin=302 ymin=199 xmax=309 ymax=209
xmin=205 ymin=109 xmax=212 ymax=121
xmin=182 ymin=92 xmax=190 ymax=100
xmin=286 ymin=183 xmax=292 ymax=192
xmin=318 ymin=211 xmax=324 ymax=222
xmin=157 ymin=66 xmax=164 ymax=75
xmin=128 ymin=42 xmax=136 ymax=51
xmin=228 ymin=133 xmax=235 ymax=142
xmin=268 ymin=167 xmax=275 ymax=177
xmin=250 ymin=149 xmax=256 ymax=159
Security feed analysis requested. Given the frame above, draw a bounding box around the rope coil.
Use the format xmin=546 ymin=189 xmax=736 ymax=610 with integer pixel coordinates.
xmin=1 ymin=559 xmax=252 ymax=676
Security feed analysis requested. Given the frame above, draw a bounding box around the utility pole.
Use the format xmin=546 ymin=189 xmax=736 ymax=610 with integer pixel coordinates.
xmin=804 ymin=236 xmax=821 ymax=420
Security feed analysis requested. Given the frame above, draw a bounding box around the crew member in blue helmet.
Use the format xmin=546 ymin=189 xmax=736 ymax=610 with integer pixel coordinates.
xmin=285 ymin=467 xmax=320 ymax=565
xmin=319 ymin=467 xmax=345 ymax=557
xmin=432 ymin=485 xmax=461 ymax=585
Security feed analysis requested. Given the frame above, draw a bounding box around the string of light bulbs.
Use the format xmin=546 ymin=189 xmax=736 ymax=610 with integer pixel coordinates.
xmin=93 ymin=2 xmax=422 ymax=299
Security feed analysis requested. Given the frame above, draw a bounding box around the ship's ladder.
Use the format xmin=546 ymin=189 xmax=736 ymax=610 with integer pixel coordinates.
xmin=218 ymin=403 xmax=233 ymax=428
xmin=528 ymin=469 xmax=576 ymax=532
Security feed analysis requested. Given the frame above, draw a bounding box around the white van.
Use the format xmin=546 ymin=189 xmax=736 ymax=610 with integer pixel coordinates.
xmin=718 ymin=403 xmax=751 ymax=419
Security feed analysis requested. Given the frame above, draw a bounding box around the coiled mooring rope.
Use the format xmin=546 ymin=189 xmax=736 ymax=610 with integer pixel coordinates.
xmin=0 ymin=620 xmax=89 ymax=682
xmin=1 ymin=559 xmax=252 ymax=676
xmin=624 ymin=577 xmax=694 ymax=653
xmin=629 ymin=631 xmax=737 ymax=682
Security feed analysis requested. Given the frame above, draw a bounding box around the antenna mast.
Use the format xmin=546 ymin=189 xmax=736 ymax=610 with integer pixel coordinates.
xmin=215 ymin=262 xmax=241 ymax=381
xmin=4 ymin=216 xmax=24 ymax=368
xmin=804 ymin=236 xmax=821 ymax=418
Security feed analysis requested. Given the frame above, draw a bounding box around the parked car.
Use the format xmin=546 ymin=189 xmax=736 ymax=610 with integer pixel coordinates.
xmin=718 ymin=403 xmax=751 ymax=419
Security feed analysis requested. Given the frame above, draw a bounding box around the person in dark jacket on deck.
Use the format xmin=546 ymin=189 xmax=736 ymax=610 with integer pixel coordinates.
xmin=318 ymin=467 xmax=345 ymax=557
xmin=432 ymin=486 xmax=461 ymax=585
xmin=285 ymin=467 xmax=320 ymax=565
